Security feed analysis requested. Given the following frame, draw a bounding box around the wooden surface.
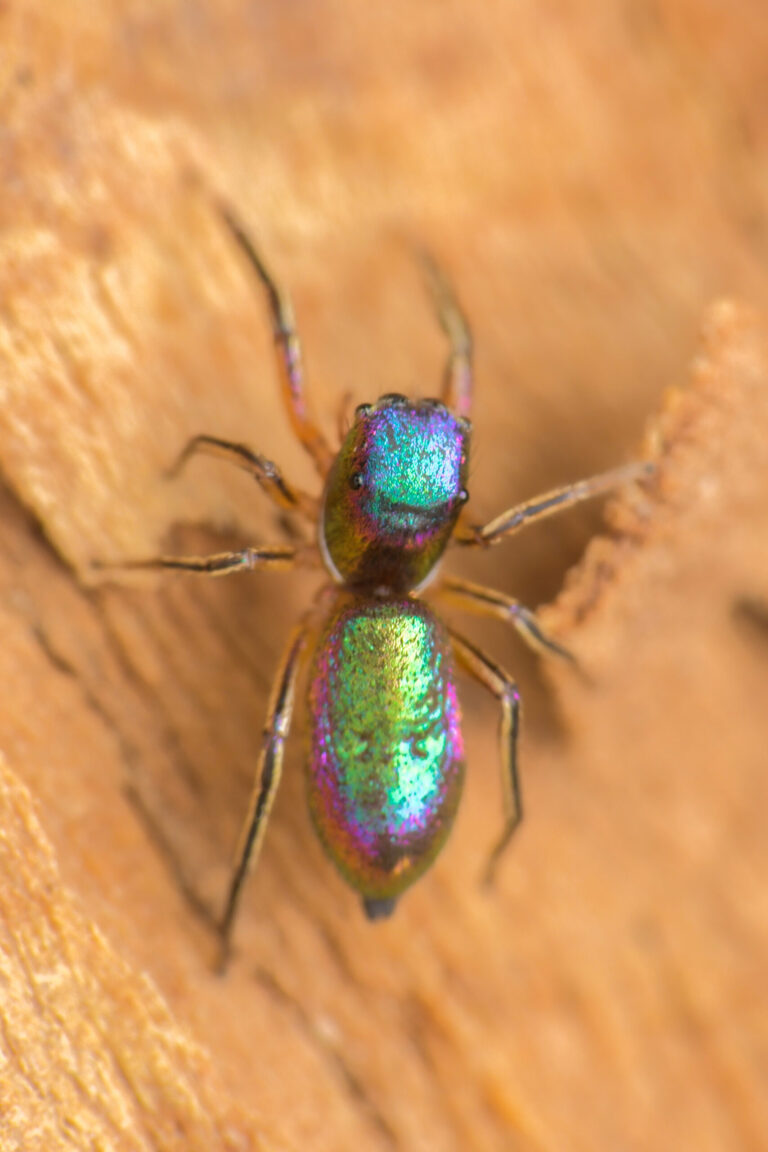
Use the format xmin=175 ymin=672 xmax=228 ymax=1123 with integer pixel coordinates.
xmin=0 ymin=3 xmax=767 ymax=1150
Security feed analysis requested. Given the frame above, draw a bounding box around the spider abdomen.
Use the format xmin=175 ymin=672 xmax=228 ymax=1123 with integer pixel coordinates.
xmin=306 ymin=595 xmax=465 ymax=910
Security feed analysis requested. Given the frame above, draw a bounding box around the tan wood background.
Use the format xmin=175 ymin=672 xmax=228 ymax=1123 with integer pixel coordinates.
xmin=0 ymin=3 xmax=766 ymax=1149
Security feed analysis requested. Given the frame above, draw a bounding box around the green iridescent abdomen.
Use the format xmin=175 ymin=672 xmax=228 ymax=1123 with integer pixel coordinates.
xmin=306 ymin=596 xmax=465 ymax=904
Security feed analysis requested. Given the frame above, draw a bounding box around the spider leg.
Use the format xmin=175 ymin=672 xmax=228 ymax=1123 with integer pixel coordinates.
xmin=450 ymin=630 xmax=522 ymax=885
xmin=93 ymin=545 xmax=301 ymax=578
xmin=335 ymin=388 xmax=355 ymax=445
xmin=455 ymin=460 xmax=654 ymax=546
xmin=419 ymin=250 xmax=473 ymax=419
xmin=219 ymin=205 xmax=334 ymax=476
xmin=218 ymin=619 xmax=311 ymax=971
xmin=169 ymin=434 xmax=318 ymax=520
xmin=433 ymin=575 xmax=575 ymax=664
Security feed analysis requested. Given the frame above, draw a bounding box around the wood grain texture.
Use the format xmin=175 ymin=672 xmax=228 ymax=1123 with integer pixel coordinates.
xmin=0 ymin=3 xmax=766 ymax=1150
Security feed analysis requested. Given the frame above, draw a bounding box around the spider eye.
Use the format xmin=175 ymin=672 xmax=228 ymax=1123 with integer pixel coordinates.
xmin=457 ymin=488 xmax=469 ymax=504
xmin=349 ymin=471 xmax=365 ymax=491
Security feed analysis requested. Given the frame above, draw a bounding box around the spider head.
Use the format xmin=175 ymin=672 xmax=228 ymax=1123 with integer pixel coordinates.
xmin=321 ymin=394 xmax=470 ymax=592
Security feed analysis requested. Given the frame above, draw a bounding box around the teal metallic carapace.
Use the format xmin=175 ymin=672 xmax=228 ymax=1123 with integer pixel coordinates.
xmin=306 ymin=595 xmax=465 ymax=903
xmin=322 ymin=395 xmax=470 ymax=592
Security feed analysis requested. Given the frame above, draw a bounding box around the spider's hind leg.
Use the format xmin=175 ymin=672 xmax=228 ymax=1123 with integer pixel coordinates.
xmin=450 ymin=630 xmax=522 ymax=886
xmin=217 ymin=618 xmax=312 ymax=971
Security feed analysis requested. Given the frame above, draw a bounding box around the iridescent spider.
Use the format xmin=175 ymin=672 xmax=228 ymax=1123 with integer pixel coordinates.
xmin=106 ymin=209 xmax=650 ymax=966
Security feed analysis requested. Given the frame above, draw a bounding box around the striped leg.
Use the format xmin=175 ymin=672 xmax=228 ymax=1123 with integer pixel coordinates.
xmin=220 ymin=205 xmax=334 ymax=476
xmin=169 ymin=434 xmax=317 ymax=520
xmin=218 ymin=620 xmax=311 ymax=970
xmin=433 ymin=575 xmax=575 ymax=664
xmin=451 ymin=631 xmax=522 ymax=885
xmin=455 ymin=461 xmax=654 ymax=546
xmin=93 ymin=545 xmax=298 ymax=579
xmin=419 ymin=250 xmax=473 ymax=419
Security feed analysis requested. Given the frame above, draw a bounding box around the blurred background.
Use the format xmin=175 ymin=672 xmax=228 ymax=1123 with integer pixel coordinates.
xmin=0 ymin=3 xmax=766 ymax=1150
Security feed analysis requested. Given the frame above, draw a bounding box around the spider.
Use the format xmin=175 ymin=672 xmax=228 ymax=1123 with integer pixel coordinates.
xmin=105 ymin=208 xmax=651 ymax=967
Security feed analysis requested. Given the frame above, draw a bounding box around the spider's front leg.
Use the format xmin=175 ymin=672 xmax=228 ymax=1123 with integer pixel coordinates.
xmin=219 ymin=205 xmax=334 ymax=476
xmin=419 ymin=250 xmax=473 ymax=419
xmin=455 ymin=460 xmax=654 ymax=547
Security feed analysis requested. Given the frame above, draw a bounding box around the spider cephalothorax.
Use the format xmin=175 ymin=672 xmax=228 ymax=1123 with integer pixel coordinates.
xmin=322 ymin=394 xmax=470 ymax=592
